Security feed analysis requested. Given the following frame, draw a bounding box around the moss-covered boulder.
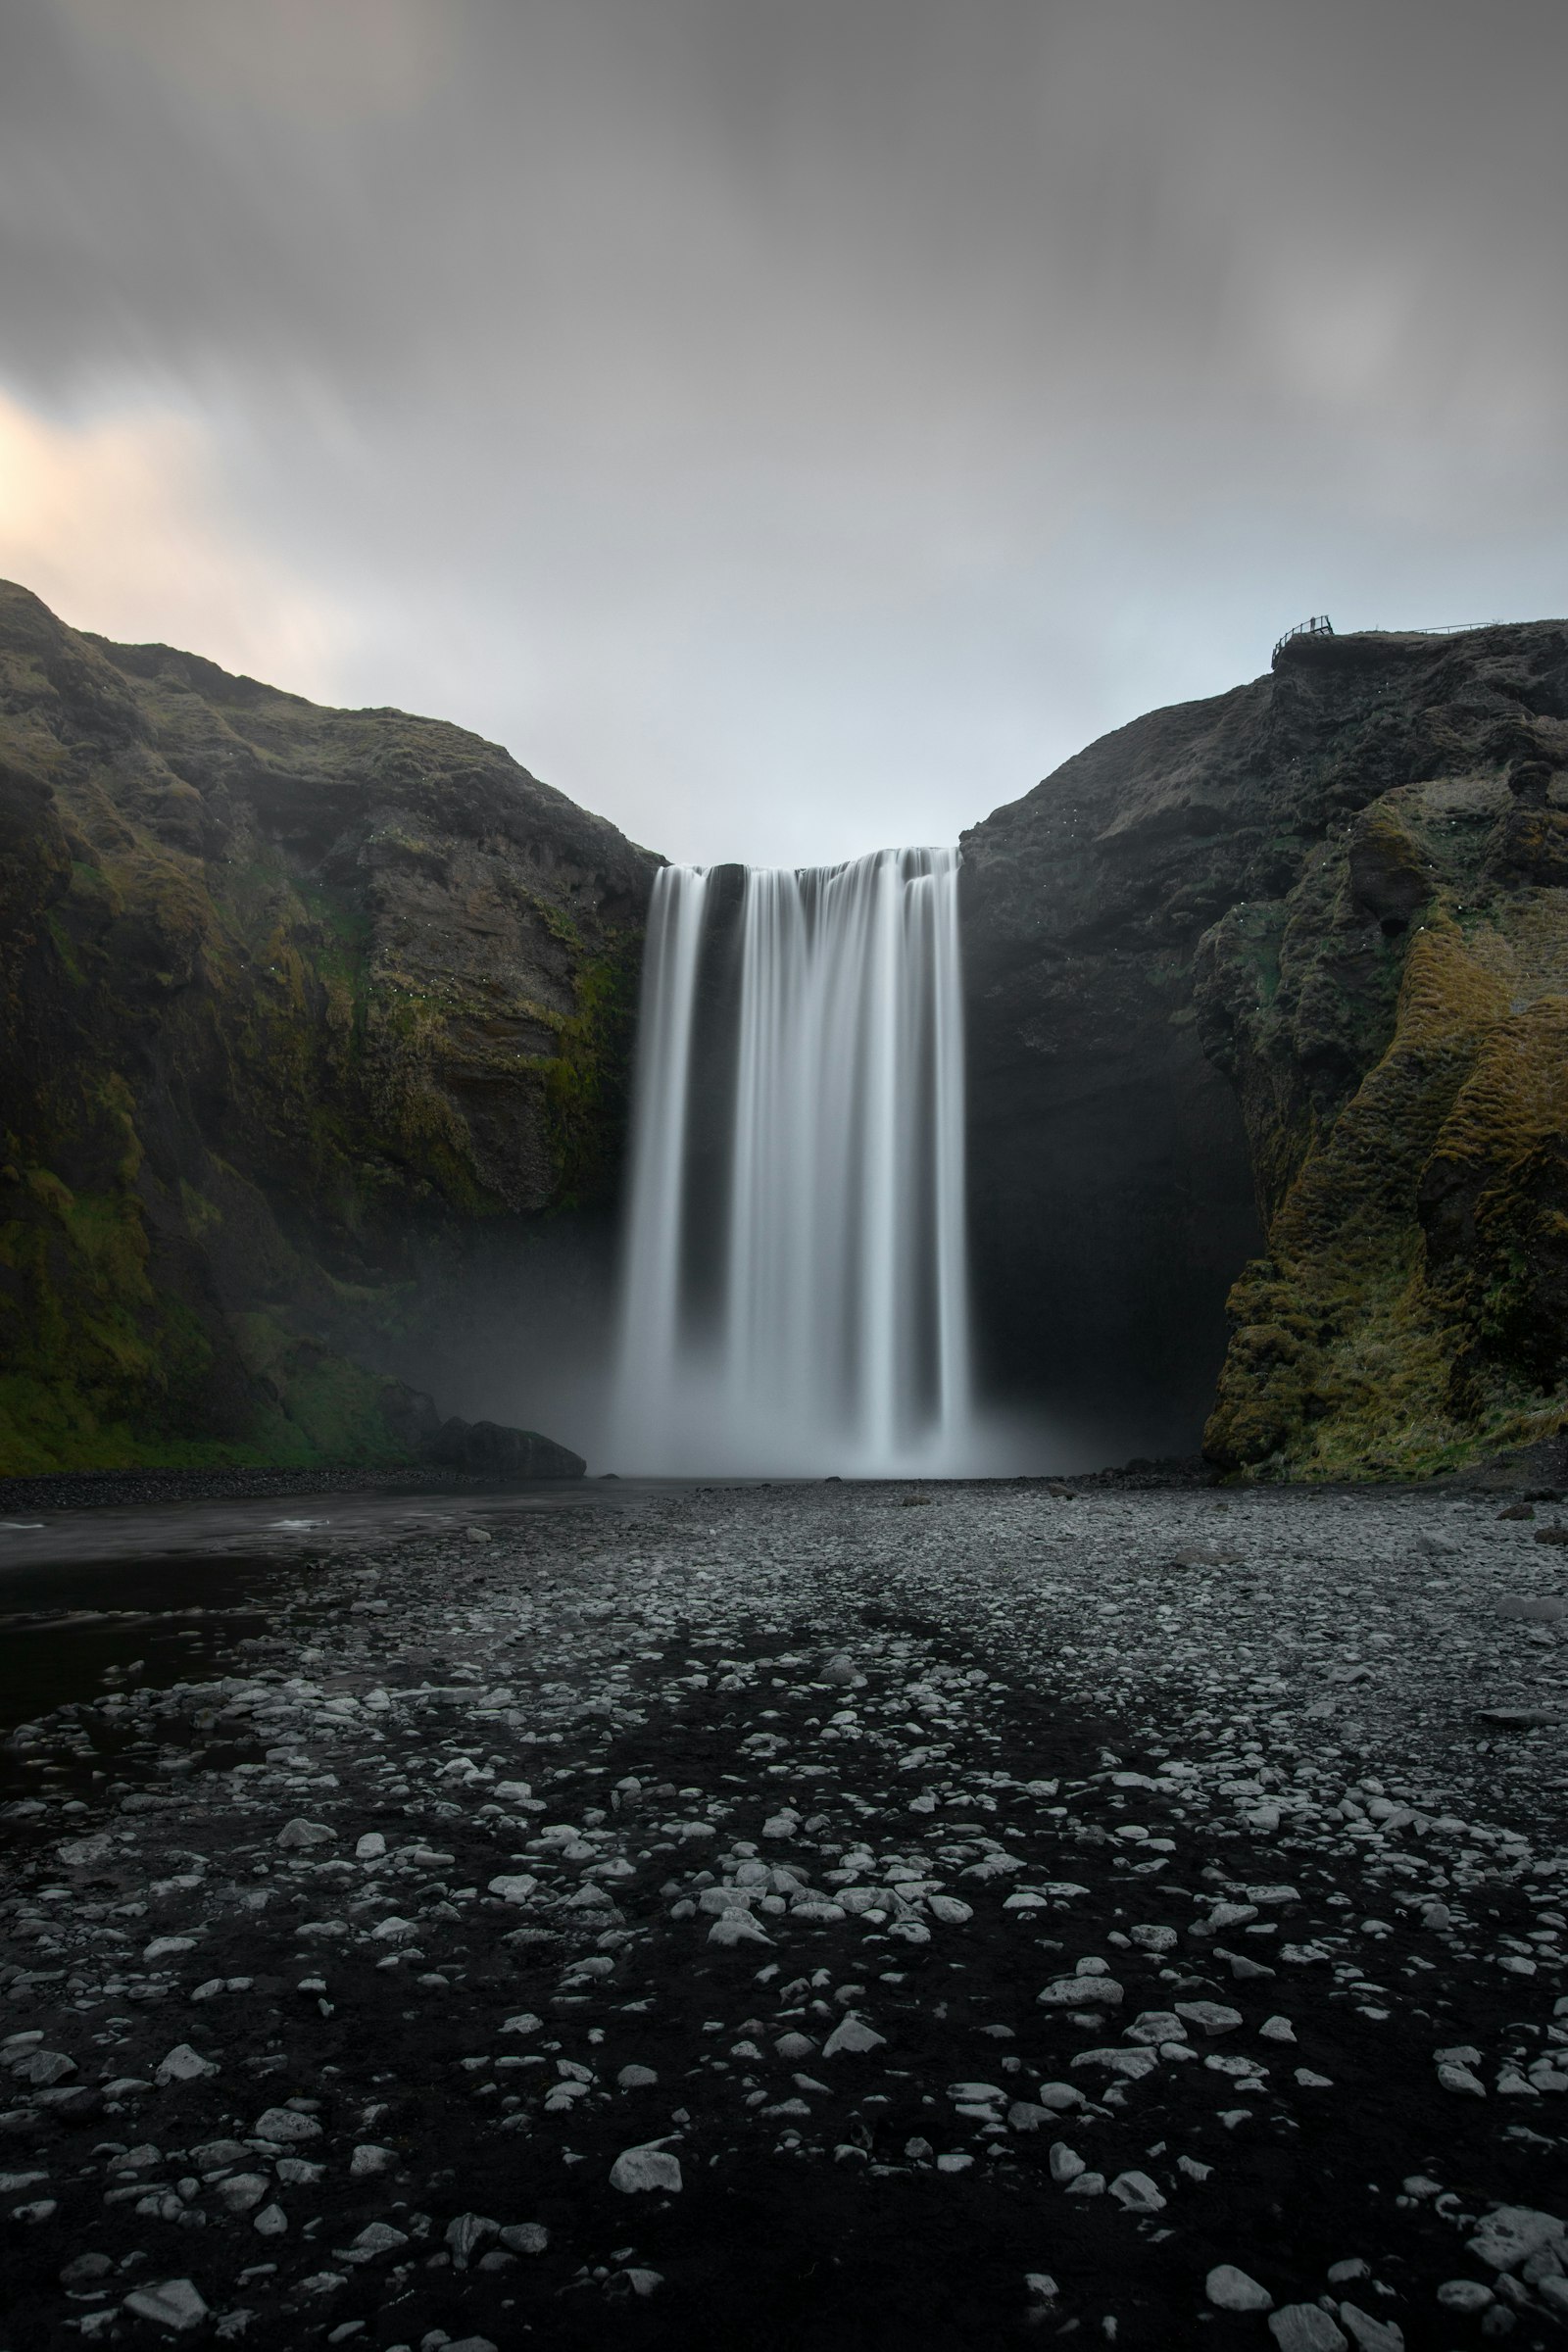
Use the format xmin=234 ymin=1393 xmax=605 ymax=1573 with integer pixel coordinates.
xmin=0 ymin=580 xmax=657 ymax=1474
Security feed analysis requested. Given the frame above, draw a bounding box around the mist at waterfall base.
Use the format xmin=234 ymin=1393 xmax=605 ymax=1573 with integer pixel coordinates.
xmin=608 ymin=850 xmax=1076 ymax=1479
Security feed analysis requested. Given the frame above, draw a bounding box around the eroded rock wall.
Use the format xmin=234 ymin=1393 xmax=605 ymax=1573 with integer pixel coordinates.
xmin=0 ymin=582 xmax=658 ymax=1473
xmin=962 ymin=623 xmax=1568 ymax=1476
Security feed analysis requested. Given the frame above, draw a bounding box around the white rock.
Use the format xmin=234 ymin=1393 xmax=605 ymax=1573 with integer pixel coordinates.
xmin=1109 ymin=2170 xmax=1166 ymax=2213
xmin=610 ymin=2145 xmax=683 ymax=2194
xmin=617 ymin=2065 xmax=659 ymax=2089
xmin=500 ymin=2013 xmax=542 ymax=2036
xmin=708 ymin=1911 xmax=773 ymax=1947
xmin=122 ymin=2279 xmax=209 ymax=2332
xmin=1465 ymin=2205 xmax=1567 ymax=2272
xmin=1437 ymin=2062 xmax=1487 ymax=2097
xmin=356 ymin=1834 xmax=386 ymax=1860
xmin=1259 ymin=2016 xmax=1297 ymax=2043
xmin=253 ymin=2106 xmax=323 ymax=2143
xmin=335 ymin=2222 xmax=409 ymax=2263
xmin=253 ymin=2202 xmax=288 ymax=2237
xmin=1175 ymin=2001 xmax=1243 ymax=2035
xmin=1070 ymin=2046 xmax=1159 ymax=2082
xmin=1126 ymin=2010 xmax=1185 ymax=2045
xmin=488 ymin=1876 xmax=537 ymax=1904
xmin=1038 ymin=1976 xmax=1125 ymax=2009
xmin=350 ymin=2144 xmax=399 ymax=2176
xmin=1207 ymin=2265 xmax=1273 ymax=2312
xmin=928 ymin=1896 xmax=973 ymax=1925
xmin=155 ymin=2044 xmax=216 ymax=2085
xmin=10 ymin=2048 xmax=74 ymax=2086
xmin=1268 ymin=2306 xmax=1347 ymax=2351
xmin=822 ymin=2016 xmax=887 ymax=2057
xmin=1338 ymin=2303 xmax=1404 ymax=2350
xmin=1035 ymin=2082 xmax=1086 ymax=2110
xmin=498 ymin=2223 xmax=550 ymax=2254
xmin=1435 ymin=2280 xmax=1493 ymax=2312
xmin=1049 ymin=2142 xmax=1086 ymax=2183
xmin=215 ymin=2174 xmax=270 ymax=2214
xmin=446 ymin=2213 xmax=499 ymax=2266
xmin=276 ymin=1819 xmax=335 ymax=1849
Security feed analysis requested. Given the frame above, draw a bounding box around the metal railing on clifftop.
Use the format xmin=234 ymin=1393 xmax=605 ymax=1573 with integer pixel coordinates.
xmin=1272 ymin=614 xmax=1335 ymax=663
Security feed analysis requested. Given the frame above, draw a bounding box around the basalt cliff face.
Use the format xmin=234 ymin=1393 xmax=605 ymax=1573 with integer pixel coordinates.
xmin=0 ymin=581 xmax=657 ymax=1475
xmin=962 ymin=622 xmax=1568 ymax=1477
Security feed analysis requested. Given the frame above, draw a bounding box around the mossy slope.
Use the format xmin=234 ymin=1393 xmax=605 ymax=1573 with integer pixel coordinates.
xmin=0 ymin=581 xmax=657 ymax=1474
xmin=964 ymin=621 xmax=1568 ymax=1477
xmin=1197 ymin=634 xmax=1568 ymax=1475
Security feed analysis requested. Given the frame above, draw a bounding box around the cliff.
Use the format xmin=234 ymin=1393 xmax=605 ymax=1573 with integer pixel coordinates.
xmin=0 ymin=581 xmax=658 ymax=1475
xmin=962 ymin=622 xmax=1568 ymax=1478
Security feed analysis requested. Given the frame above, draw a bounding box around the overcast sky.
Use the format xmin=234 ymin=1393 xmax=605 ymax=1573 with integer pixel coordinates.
xmin=3 ymin=0 xmax=1567 ymax=866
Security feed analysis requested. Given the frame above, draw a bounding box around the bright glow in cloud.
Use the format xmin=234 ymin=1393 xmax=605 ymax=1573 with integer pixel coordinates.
xmin=0 ymin=386 xmax=355 ymax=693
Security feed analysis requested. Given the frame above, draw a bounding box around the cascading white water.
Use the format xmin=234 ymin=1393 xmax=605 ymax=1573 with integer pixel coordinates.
xmin=611 ymin=847 xmax=974 ymax=1474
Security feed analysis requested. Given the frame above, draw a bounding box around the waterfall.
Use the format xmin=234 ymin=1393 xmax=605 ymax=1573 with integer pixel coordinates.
xmin=611 ymin=847 xmax=974 ymax=1474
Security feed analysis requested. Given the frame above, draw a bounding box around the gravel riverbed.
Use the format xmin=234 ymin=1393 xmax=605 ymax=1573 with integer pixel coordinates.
xmin=2 ymin=1480 xmax=1567 ymax=2351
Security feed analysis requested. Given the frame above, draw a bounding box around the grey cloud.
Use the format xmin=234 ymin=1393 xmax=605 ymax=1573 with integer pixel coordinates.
xmin=3 ymin=0 xmax=1567 ymax=861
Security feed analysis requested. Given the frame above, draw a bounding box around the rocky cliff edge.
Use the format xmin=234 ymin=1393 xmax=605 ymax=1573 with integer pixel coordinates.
xmin=0 ymin=582 xmax=656 ymax=1475
xmin=963 ymin=621 xmax=1568 ymax=1478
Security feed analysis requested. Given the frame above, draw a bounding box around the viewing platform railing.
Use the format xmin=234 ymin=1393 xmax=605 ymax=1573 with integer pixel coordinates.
xmin=1272 ymin=614 xmax=1334 ymax=662
xmin=1271 ymin=616 xmax=1508 ymax=668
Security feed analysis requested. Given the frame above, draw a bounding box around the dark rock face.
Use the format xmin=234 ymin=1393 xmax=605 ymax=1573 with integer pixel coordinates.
xmin=0 ymin=581 xmax=656 ymax=1475
xmin=960 ymin=692 xmax=1266 ymax=1456
xmin=962 ymin=622 xmax=1568 ymax=1476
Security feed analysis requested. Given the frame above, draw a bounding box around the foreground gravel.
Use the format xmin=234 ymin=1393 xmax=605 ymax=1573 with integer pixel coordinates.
xmin=2 ymin=1480 xmax=1567 ymax=2351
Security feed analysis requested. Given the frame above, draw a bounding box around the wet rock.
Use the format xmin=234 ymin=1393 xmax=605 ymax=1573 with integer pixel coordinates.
xmin=216 ymin=2173 xmax=270 ymax=2214
xmin=1207 ymin=2265 xmax=1273 ymax=2311
xmin=610 ymin=2145 xmax=683 ymax=2194
xmin=1337 ymin=2305 xmax=1404 ymax=2351
xmin=1176 ymin=2002 xmax=1243 ymax=2035
xmin=155 ymin=2044 xmax=216 ymax=2085
xmin=1267 ymin=2307 xmax=1348 ymax=2351
xmin=445 ymin=2213 xmax=499 ymax=2267
xmin=1465 ymin=2205 xmax=1567 ymax=2272
xmin=498 ymin=2223 xmax=549 ymax=2255
xmin=822 ymin=2017 xmax=886 ymax=2057
xmin=1039 ymin=1976 xmax=1125 ymax=2010
xmin=1108 ymin=2170 xmax=1166 ymax=2213
xmin=122 ymin=2278 xmax=209 ymax=2333
xmin=1436 ymin=2279 xmax=1494 ymax=2312
xmin=253 ymin=2106 xmax=323 ymax=2144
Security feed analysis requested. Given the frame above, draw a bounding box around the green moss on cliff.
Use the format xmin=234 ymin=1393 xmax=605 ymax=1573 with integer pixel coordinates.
xmin=0 ymin=580 xmax=655 ymax=1474
xmin=536 ymin=940 xmax=642 ymax=1208
xmin=1207 ymin=900 xmax=1568 ymax=1478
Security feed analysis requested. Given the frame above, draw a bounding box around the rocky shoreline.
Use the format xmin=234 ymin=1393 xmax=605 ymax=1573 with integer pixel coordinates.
xmin=2 ymin=1481 xmax=1566 ymax=2347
